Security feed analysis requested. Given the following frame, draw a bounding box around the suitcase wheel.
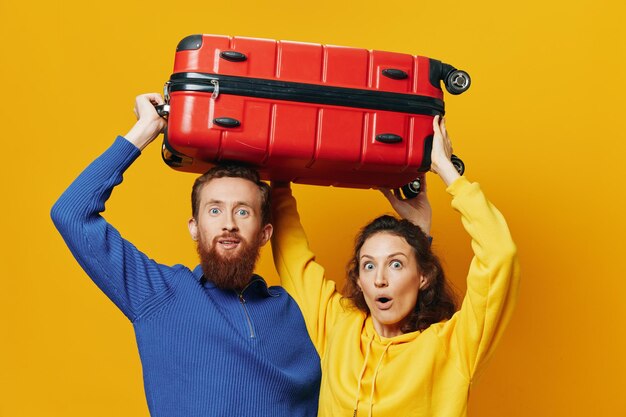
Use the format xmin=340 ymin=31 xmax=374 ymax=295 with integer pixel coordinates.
xmin=401 ymin=178 xmax=422 ymax=199
xmin=444 ymin=70 xmax=471 ymax=95
xmin=451 ymin=154 xmax=465 ymax=175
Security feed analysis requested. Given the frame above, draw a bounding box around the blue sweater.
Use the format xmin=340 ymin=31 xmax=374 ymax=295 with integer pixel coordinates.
xmin=51 ymin=137 xmax=321 ymax=417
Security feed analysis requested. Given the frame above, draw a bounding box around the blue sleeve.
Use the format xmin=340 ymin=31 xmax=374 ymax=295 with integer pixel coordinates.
xmin=51 ymin=136 xmax=177 ymax=321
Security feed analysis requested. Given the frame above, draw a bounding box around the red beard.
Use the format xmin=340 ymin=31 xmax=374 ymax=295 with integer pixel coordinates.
xmin=196 ymin=232 xmax=262 ymax=292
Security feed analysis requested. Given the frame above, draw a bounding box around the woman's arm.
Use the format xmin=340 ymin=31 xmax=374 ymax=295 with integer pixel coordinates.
xmin=431 ymin=116 xmax=521 ymax=380
xmin=271 ymin=185 xmax=344 ymax=354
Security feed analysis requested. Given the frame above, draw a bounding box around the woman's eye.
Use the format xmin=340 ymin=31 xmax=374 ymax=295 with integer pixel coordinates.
xmin=209 ymin=208 xmax=220 ymax=215
xmin=362 ymin=263 xmax=375 ymax=271
xmin=390 ymin=261 xmax=402 ymax=269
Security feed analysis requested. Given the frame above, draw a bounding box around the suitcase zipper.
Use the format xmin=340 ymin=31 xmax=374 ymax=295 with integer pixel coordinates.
xmin=166 ymin=72 xmax=445 ymax=116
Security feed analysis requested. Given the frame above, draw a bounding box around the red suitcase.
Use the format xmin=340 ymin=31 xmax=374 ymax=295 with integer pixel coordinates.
xmin=160 ymin=34 xmax=470 ymax=196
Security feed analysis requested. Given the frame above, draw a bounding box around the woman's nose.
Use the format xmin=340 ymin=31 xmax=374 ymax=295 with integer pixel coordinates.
xmin=374 ymin=272 xmax=388 ymax=288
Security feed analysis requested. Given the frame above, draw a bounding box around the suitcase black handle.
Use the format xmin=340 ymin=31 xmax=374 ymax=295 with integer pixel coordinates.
xmin=220 ymin=51 xmax=247 ymax=62
xmin=375 ymin=133 xmax=403 ymax=144
xmin=213 ymin=117 xmax=241 ymax=128
xmin=155 ymin=104 xmax=170 ymax=117
xmin=382 ymin=69 xmax=408 ymax=80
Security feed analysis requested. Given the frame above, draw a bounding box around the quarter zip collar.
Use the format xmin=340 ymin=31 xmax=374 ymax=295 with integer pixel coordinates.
xmin=235 ymin=276 xmax=279 ymax=299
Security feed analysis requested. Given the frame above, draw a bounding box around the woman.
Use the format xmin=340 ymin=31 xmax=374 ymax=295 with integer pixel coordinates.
xmin=271 ymin=116 xmax=520 ymax=417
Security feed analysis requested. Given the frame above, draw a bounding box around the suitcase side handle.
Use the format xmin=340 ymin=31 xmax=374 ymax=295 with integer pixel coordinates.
xmin=155 ymin=81 xmax=171 ymax=117
xmin=213 ymin=117 xmax=241 ymax=128
xmin=220 ymin=51 xmax=247 ymax=62
xmin=155 ymin=104 xmax=170 ymax=118
xmin=382 ymin=69 xmax=409 ymax=80
xmin=375 ymin=133 xmax=403 ymax=144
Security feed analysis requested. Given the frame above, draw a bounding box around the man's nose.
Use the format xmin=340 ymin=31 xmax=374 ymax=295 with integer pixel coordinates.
xmin=222 ymin=212 xmax=238 ymax=232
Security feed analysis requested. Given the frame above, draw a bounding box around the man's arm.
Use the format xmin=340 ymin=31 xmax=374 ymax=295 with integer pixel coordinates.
xmin=50 ymin=94 xmax=176 ymax=321
xmin=123 ymin=93 xmax=167 ymax=150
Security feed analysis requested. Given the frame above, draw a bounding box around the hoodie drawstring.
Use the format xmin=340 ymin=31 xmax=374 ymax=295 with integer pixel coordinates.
xmin=353 ymin=337 xmax=373 ymax=417
xmin=353 ymin=337 xmax=392 ymax=417
xmin=368 ymin=341 xmax=392 ymax=417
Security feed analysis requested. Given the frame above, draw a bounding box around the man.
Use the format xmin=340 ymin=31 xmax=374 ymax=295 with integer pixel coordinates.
xmin=51 ymin=93 xmax=321 ymax=417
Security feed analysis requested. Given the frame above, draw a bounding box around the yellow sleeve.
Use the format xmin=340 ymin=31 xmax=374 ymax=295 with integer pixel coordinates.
xmin=443 ymin=176 xmax=521 ymax=381
xmin=271 ymin=187 xmax=344 ymax=355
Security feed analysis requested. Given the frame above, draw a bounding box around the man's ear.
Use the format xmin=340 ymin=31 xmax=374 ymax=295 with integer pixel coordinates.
xmin=259 ymin=223 xmax=273 ymax=247
xmin=188 ymin=217 xmax=198 ymax=241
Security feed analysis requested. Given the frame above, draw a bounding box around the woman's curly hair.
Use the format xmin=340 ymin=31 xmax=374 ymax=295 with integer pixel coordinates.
xmin=343 ymin=215 xmax=457 ymax=333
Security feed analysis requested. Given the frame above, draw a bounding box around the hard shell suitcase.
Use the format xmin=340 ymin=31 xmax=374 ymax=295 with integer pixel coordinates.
xmin=160 ymin=34 xmax=470 ymax=195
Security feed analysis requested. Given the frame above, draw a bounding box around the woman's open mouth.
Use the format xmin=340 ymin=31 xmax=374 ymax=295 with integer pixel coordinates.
xmin=375 ymin=296 xmax=393 ymax=310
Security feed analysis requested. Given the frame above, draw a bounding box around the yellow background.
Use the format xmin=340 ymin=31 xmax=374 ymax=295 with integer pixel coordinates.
xmin=1 ymin=0 xmax=625 ymax=415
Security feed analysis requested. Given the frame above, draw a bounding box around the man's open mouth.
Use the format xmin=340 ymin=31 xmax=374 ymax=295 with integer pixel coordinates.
xmin=217 ymin=237 xmax=241 ymax=250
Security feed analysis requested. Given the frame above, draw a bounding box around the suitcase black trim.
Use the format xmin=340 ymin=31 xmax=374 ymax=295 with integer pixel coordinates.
xmin=177 ymin=35 xmax=203 ymax=52
xmin=167 ymin=72 xmax=445 ymax=116
xmin=162 ymin=132 xmax=193 ymax=167
xmin=418 ymin=135 xmax=433 ymax=172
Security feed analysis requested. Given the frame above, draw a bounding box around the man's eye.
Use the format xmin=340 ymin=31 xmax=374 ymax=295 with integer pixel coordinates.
xmin=209 ymin=208 xmax=220 ymax=215
xmin=236 ymin=209 xmax=249 ymax=216
xmin=390 ymin=261 xmax=402 ymax=269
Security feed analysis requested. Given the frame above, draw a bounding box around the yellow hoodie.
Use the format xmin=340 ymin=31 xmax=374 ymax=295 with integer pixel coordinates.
xmin=271 ymin=177 xmax=520 ymax=417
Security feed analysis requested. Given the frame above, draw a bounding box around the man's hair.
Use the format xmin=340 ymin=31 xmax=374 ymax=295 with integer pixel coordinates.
xmin=343 ymin=215 xmax=457 ymax=333
xmin=191 ymin=164 xmax=271 ymax=225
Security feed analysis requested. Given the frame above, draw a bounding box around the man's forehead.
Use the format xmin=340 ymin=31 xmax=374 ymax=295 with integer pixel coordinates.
xmin=200 ymin=177 xmax=261 ymax=205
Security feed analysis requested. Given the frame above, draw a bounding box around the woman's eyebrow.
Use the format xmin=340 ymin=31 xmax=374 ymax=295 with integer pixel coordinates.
xmin=359 ymin=252 xmax=408 ymax=260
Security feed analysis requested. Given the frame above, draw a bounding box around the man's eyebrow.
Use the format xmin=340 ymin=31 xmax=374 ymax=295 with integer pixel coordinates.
xmin=204 ymin=199 xmax=255 ymax=208
xmin=205 ymin=199 xmax=223 ymax=205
